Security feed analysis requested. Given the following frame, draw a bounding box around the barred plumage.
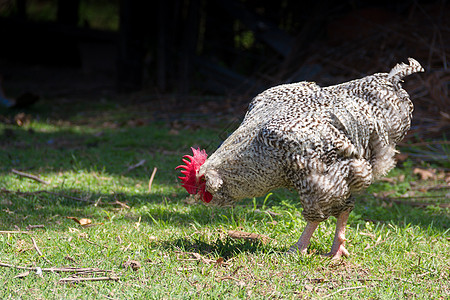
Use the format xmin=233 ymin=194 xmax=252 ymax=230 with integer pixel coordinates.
xmin=183 ymin=58 xmax=424 ymax=258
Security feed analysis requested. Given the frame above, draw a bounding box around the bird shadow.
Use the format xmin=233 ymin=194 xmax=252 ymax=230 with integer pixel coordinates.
xmin=158 ymin=236 xmax=285 ymax=260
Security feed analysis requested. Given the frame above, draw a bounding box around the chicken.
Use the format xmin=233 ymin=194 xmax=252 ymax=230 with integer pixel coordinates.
xmin=176 ymin=58 xmax=424 ymax=259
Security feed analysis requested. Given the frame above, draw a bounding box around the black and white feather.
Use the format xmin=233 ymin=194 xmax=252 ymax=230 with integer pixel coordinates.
xmin=199 ymin=58 xmax=424 ymax=222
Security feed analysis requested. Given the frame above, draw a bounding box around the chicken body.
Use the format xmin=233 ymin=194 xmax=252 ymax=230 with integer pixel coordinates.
xmin=197 ymin=58 xmax=424 ymax=258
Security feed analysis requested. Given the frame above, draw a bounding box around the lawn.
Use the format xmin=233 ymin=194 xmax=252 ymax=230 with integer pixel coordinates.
xmin=0 ymin=98 xmax=449 ymax=299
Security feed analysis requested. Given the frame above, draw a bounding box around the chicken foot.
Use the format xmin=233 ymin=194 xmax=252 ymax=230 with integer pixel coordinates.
xmin=288 ymin=221 xmax=319 ymax=254
xmin=323 ymin=209 xmax=351 ymax=259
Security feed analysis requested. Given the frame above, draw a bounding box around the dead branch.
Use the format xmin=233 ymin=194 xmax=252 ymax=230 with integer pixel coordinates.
xmin=11 ymin=169 xmax=50 ymax=185
xmin=0 ymin=231 xmax=30 ymax=234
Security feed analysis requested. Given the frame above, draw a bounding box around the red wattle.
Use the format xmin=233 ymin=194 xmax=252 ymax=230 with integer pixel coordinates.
xmin=202 ymin=190 xmax=213 ymax=203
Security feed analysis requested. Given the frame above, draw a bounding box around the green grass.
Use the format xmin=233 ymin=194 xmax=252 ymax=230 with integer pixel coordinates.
xmin=0 ymin=99 xmax=449 ymax=299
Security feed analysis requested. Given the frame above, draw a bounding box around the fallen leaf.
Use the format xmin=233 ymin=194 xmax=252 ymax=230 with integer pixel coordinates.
xmin=395 ymin=152 xmax=409 ymax=162
xmin=413 ymin=168 xmax=436 ymax=181
xmin=122 ymin=260 xmax=141 ymax=271
xmin=227 ymin=230 xmax=271 ymax=245
xmin=216 ymin=257 xmax=224 ymax=265
xmin=67 ymin=217 xmax=92 ymax=226
xmin=81 ymin=222 xmax=103 ymax=228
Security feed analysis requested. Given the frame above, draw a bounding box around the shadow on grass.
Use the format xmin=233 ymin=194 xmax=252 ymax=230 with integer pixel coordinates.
xmin=158 ymin=236 xmax=285 ymax=260
xmin=1 ymin=186 xmax=448 ymax=234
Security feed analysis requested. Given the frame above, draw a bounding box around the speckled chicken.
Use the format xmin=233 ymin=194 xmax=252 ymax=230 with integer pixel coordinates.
xmin=177 ymin=58 xmax=424 ymax=258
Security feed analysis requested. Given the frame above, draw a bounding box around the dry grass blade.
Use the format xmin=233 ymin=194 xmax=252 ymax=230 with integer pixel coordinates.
xmin=217 ymin=275 xmax=239 ymax=281
xmin=30 ymin=236 xmax=51 ymax=264
xmin=0 ymin=231 xmax=30 ymax=234
xmin=323 ymin=286 xmax=369 ymax=298
xmin=148 ymin=167 xmax=158 ymax=192
xmin=13 ymin=270 xmax=31 ymax=279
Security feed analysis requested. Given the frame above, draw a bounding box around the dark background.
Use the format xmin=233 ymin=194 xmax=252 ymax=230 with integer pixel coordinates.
xmin=0 ymin=0 xmax=448 ymax=139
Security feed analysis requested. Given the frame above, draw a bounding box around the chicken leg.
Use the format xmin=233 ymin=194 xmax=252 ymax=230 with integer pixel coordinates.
xmin=288 ymin=221 xmax=319 ymax=254
xmin=323 ymin=209 xmax=351 ymax=259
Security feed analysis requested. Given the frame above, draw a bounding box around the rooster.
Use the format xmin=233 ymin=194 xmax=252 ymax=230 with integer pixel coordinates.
xmin=176 ymin=58 xmax=424 ymax=259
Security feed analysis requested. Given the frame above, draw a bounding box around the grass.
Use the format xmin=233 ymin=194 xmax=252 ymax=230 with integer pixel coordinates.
xmin=0 ymin=99 xmax=449 ymax=299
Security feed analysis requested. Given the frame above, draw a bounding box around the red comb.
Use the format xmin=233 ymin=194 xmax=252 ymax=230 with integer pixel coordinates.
xmin=175 ymin=147 xmax=208 ymax=194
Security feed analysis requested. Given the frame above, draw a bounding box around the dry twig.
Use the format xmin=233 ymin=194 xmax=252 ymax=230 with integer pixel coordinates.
xmin=26 ymin=224 xmax=45 ymax=230
xmin=0 ymin=261 xmax=111 ymax=273
xmin=59 ymin=276 xmax=119 ymax=283
xmin=30 ymin=237 xmax=51 ymax=264
xmin=123 ymin=159 xmax=146 ymax=174
xmin=0 ymin=231 xmax=30 ymax=234
xmin=11 ymin=169 xmax=50 ymax=185
xmin=148 ymin=167 xmax=158 ymax=192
